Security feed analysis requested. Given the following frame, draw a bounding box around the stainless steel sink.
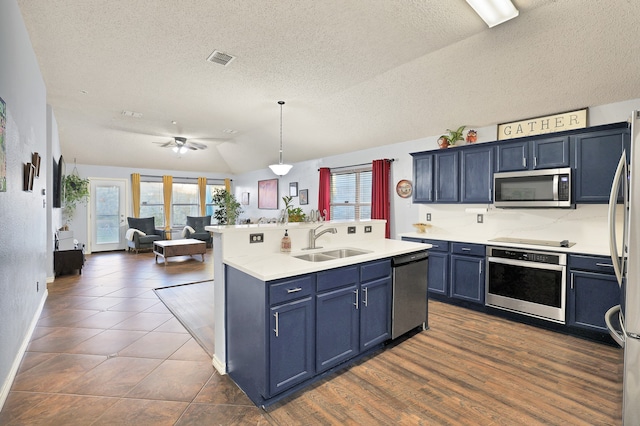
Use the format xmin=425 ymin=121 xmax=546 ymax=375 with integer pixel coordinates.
xmin=293 ymin=253 xmax=336 ymax=262
xmin=319 ymin=248 xmax=371 ymax=258
xmin=293 ymin=248 xmax=372 ymax=262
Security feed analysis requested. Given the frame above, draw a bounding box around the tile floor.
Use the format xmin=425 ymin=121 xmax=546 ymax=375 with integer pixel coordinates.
xmin=0 ymin=251 xmax=270 ymax=425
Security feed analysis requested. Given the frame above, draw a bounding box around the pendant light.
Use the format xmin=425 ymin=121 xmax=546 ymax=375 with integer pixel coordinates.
xmin=269 ymin=101 xmax=293 ymax=176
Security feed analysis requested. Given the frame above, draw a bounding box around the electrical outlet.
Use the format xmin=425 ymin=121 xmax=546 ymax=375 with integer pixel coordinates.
xmin=426 ymin=213 xmax=431 ymax=221
xmin=250 ymin=233 xmax=264 ymax=243
xmin=348 ymin=226 xmax=356 ymax=234
xmin=477 ymin=214 xmax=483 ymax=223
xmin=364 ymin=226 xmax=372 ymax=233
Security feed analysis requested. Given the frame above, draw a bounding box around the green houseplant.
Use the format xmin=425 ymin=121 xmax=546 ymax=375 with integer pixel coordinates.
xmin=282 ymin=195 xmax=306 ymax=222
xmin=211 ymin=188 xmax=243 ymax=225
xmin=438 ymin=125 xmax=466 ymax=148
xmin=62 ymin=173 xmax=90 ymax=223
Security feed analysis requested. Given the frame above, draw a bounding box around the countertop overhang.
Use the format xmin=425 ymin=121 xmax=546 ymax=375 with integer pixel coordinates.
xmin=224 ymin=239 xmax=431 ymax=282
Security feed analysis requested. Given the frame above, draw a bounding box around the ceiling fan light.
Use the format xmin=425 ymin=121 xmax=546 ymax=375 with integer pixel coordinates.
xmin=172 ymin=146 xmax=179 ymax=153
xmin=465 ymin=0 xmax=518 ymax=28
xmin=269 ymin=163 xmax=293 ymax=176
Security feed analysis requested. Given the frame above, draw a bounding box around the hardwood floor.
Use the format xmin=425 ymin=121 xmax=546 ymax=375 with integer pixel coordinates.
xmin=0 ymin=250 xmax=623 ymax=425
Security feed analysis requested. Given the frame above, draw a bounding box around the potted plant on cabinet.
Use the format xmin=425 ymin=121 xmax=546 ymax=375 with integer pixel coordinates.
xmin=438 ymin=125 xmax=466 ymax=148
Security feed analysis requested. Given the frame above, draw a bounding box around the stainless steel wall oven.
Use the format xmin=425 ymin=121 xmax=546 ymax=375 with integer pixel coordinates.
xmin=486 ymin=246 xmax=567 ymax=323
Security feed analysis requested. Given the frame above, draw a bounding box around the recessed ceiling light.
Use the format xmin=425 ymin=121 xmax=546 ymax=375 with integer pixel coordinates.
xmin=172 ymin=121 xmax=177 ymax=125
xmin=80 ymin=90 xmax=88 ymax=94
xmin=465 ymin=0 xmax=519 ymax=28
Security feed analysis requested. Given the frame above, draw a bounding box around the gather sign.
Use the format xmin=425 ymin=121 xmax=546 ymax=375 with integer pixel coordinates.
xmin=497 ymin=108 xmax=588 ymax=141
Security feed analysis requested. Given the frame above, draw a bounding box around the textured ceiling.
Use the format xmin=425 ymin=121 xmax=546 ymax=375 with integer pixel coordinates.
xmin=16 ymin=0 xmax=640 ymax=174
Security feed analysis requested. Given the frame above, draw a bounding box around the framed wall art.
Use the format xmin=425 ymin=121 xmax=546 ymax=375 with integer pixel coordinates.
xmin=23 ymin=162 xmax=35 ymax=192
xmin=258 ymin=178 xmax=279 ymax=209
xmin=299 ymin=189 xmax=308 ymax=205
xmin=32 ymin=152 xmax=41 ymax=178
xmin=241 ymin=191 xmax=250 ymax=205
xmin=289 ymin=182 xmax=298 ymax=197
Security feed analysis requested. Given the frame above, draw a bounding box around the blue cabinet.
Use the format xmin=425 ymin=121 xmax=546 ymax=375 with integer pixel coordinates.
xmin=360 ymin=261 xmax=392 ymax=351
xmin=449 ymin=243 xmax=485 ymax=305
xmin=496 ymin=136 xmax=569 ymax=172
xmin=460 ymin=146 xmax=494 ymax=203
xmin=567 ymin=254 xmax=621 ymax=333
xmin=573 ymin=127 xmax=630 ymax=203
xmin=412 ymin=153 xmax=434 ymax=202
xmin=435 ymin=151 xmax=459 ymax=202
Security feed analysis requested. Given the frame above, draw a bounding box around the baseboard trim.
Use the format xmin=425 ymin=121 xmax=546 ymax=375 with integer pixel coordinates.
xmin=212 ymin=354 xmax=226 ymax=375
xmin=0 ymin=289 xmax=48 ymax=411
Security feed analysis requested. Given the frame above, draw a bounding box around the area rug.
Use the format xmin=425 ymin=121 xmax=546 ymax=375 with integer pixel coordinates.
xmin=154 ymin=280 xmax=215 ymax=356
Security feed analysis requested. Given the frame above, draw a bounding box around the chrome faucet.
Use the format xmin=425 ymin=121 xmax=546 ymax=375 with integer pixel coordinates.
xmin=306 ymin=225 xmax=337 ymax=250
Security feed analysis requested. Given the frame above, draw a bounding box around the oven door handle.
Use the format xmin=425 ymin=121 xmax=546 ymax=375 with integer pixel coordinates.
xmin=487 ymin=257 xmax=565 ymax=271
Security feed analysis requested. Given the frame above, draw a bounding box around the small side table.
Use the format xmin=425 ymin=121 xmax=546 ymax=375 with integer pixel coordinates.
xmin=54 ymin=249 xmax=85 ymax=276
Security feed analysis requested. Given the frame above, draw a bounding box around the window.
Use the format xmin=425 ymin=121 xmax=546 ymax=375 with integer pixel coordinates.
xmin=139 ymin=179 xmax=226 ymax=228
xmin=140 ymin=181 xmax=164 ymax=227
xmin=330 ymin=167 xmax=372 ymax=220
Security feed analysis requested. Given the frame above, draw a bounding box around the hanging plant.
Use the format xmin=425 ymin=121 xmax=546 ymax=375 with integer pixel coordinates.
xmin=62 ymin=173 xmax=90 ymax=223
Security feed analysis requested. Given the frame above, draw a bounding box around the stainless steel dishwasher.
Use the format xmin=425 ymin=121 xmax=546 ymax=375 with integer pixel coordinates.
xmin=391 ymin=250 xmax=429 ymax=339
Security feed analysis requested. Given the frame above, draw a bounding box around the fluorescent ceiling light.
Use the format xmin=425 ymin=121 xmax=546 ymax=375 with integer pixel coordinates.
xmin=465 ymin=0 xmax=519 ymax=28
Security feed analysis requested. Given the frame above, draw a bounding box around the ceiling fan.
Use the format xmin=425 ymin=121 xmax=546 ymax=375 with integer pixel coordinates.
xmin=154 ymin=137 xmax=208 ymax=153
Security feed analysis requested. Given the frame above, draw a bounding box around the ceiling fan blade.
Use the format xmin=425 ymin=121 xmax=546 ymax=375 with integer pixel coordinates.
xmin=152 ymin=140 xmax=174 ymax=147
xmin=185 ymin=145 xmax=199 ymax=151
xmin=188 ymin=141 xmax=208 ymax=150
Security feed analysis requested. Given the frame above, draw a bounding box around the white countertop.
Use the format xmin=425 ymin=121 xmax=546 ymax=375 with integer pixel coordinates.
xmin=400 ymin=231 xmax=610 ymax=256
xmin=224 ymin=239 xmax=430 ymax=281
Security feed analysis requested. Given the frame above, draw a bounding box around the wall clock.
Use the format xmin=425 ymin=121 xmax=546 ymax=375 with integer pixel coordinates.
xmin=396 ymin=179 xmax=413 ymax=198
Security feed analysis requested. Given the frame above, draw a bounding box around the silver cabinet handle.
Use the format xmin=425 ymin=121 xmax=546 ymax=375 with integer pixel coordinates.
xmin=570 ymin=273 xmax=574 ymax=290
xmin=432 ymin=244 xmax=439 ymax=248
xmin=595 ymin=263 xmax=614 ymax=268
xmin=461 ymin=248 xmax=471 ymax=251
xmin=287 ymin=287 xmax=302 ymax=293
xmin=534 ymin=156 xmax=537 ymax=168
xmin=523 ymin=157 xmax=527 ymax=168
xmin=479 ymin=262 xmax=482 ymax=275
xmin=363 ymin=287 xmax=368 ymax=307
xmin=354 ymin=289 xmax=359 ymax=309
xmin=274 ymin=312 xmax=279 ymax=337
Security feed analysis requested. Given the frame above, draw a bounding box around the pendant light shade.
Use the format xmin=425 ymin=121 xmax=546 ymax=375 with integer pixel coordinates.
xmin=269 ymin=101 xmax=293 ymax=176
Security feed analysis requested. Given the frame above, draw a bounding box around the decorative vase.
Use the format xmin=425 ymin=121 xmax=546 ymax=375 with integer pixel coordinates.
xmin=437 ymin=137 xmax=450 ymax=149
xmin=466 ymin=129 xmax=477 ymax=143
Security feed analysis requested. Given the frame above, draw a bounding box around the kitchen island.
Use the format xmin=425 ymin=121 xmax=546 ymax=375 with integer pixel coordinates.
xmin=206 ymin=220 xmax=429 ymax=406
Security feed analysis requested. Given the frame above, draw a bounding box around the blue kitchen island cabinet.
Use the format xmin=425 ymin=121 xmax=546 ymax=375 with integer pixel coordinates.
xmin=226 ymin=258 xmax=391 ymax=407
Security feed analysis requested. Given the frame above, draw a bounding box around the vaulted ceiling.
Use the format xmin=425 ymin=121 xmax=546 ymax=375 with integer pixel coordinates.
xmin=17 ymin=0 xmax=640 ymax=174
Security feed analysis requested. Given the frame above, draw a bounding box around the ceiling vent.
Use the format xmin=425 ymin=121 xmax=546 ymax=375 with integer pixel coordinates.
xmin=207 ymin=50 xmax=235 ymax=66
xmin=121 ymin=110 xmax=143 ymax=118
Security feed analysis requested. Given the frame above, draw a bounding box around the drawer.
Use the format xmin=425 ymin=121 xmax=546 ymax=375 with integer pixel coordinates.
xmin=568 ymin=254 xmax=616 ymax=275
xmin=360 ymin=259 xmax=391 ymax=282
xmin=451 ymin=242 xmax=484 ymax=257
xmin=424 ymin=239 xmax=449 ymax=252
xmin=269 ymin=275 xmax=315 ymax=306
xmin=317 ymin=265 xmax=359 ymax=292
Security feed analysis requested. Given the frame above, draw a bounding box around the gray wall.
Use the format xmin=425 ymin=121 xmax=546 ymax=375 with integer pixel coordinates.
xmin=0 ymin=0 xmax=51 ymax=406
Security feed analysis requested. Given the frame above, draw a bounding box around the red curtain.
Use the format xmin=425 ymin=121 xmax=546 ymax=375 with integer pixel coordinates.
xmin=318 ymin=167 xmax=331 ymax=220
xmin=371 ymin=159 xmax=391 ymax=238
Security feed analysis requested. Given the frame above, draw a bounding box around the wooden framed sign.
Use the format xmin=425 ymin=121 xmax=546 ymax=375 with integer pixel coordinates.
xmin=497 ymin=108 xmax=587 ymax=140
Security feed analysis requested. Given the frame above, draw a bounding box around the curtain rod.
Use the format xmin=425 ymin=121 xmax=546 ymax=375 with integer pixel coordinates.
xmin=319 ymin=159 xmax=394 ymax=171
xmin=139 ymin=174 xmax=232 ymax=181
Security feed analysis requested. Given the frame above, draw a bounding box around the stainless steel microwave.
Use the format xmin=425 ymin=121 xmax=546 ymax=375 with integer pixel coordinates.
xmin=493 ymin=167 xmax=573 ymax=208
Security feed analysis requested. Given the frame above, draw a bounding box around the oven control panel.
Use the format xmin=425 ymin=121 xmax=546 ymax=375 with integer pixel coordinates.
xmin=489 ymin=247 xmax=563 ymax=265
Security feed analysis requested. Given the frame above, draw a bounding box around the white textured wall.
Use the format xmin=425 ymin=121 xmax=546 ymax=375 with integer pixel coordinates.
xmin=0 ymin=0 xmax=49 ymax=407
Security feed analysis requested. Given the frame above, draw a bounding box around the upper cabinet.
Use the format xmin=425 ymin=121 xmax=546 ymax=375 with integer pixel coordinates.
xmin=573 ymin=127 xmax=630 ymax=203
xmin=495 ymin=136 xmax=569 ymax=172
xmin=411 ymin=122 xmax=628 ymax=205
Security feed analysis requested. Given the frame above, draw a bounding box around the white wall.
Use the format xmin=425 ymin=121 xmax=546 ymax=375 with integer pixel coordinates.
xmin=0 ymin=0 xmax=50 ymax=409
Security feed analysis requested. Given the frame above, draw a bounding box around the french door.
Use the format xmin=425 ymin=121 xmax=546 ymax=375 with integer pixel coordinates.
xmin=89 ymin=178 xmax=127 ymax=252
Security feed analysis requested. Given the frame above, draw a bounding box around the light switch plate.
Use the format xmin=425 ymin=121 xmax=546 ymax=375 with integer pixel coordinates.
xmin=426 ymin=213 xmax=431 ymax=221
xmin=364 ymin=226 xmax=372 ymax=233
xmin=348 ymin=226 xmax=356 ymax=234
xmin=477 ymin=214 xmax=483 ymax=223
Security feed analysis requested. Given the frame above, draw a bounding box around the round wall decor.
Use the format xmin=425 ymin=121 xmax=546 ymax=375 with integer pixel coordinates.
xmin=396 ymin=179 xmax=413 ymax=198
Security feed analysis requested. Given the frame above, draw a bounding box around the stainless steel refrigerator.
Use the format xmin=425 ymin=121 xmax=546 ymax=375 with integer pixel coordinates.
xmin=606 ymin=110 xmax=640 ymax=424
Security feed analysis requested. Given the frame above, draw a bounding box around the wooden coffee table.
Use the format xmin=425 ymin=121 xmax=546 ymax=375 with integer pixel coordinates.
xmin=153 ymin=239 xmax=206 ymax=266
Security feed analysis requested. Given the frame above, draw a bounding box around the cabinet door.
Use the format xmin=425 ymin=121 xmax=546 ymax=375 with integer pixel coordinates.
xmin=427 ymin=251 xmax=449 ymax=296
xmin=269 ymin=297 xmax=315 ymax=396
xmin=573 ymin=128 xmax=630 ymax=203
xmin=360 ymin=277 xmax=391 ymax=351
xmin=532 ymin=136 xmax=569 ymax=169
xmin=568 ymin=270 xmax=620 ymax=332
xmin=435 ymin=151 xmax=459 ymax=202
xmin=450 ymin=254 xmax=485 ymax=304
xmin=316 ymin=284 xmax=359 ymax=373
xmin=413 ymin=153 xmax=434 ymax=203
xmin=460 ymin=146 xmax=493 ymax=203
xmin=496 ymin=140 xmax=529 ymax=172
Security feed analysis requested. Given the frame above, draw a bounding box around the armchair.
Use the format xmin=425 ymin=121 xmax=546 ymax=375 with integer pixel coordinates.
xmin=183 ymin=215 xmax=212 ymax=247
xmin=126 ymin=217 xmax=166 ymax=253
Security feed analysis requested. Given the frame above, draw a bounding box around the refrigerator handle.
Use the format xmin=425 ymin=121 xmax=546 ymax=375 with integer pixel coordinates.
xmin=604 ymin=305 xmax=625 ymax=348
xmin=608 ymin=151 xmax=627 ymax=286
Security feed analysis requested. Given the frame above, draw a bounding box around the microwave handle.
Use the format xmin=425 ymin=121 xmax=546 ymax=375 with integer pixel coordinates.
xmin=553 ymin=174 xmax=559 ymax=201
